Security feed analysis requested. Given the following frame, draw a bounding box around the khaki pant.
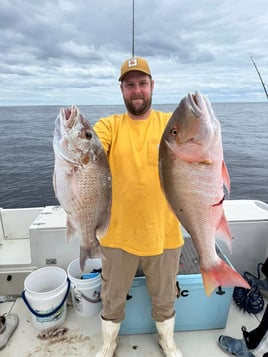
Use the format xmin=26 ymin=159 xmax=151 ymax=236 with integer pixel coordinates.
xmin=100 ymin=247 xmax=181 ymax=323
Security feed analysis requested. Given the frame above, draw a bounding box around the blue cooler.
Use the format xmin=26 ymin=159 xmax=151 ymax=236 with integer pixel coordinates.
xmin=119 ymin=238 xmax=234 ymax=334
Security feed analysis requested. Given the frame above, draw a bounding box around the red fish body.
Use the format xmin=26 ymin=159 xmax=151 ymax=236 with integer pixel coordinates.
xmin=53 ymin=106 xmax=112 ymax=271
xmin=159 ymin=92 xmax=250 ymax=296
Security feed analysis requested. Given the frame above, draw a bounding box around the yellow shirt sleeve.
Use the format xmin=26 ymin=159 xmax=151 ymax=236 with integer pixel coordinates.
xmin=94 ymin=110 xmax=184 ymax=256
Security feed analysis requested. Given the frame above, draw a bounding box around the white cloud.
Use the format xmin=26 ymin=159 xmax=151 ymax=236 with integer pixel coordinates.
xmin=0 ymin=0 xmax=267 ymax=105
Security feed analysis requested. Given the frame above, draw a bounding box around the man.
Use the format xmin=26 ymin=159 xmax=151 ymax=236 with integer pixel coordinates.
xmin=94 ymin=57 xmax=184 ymax=357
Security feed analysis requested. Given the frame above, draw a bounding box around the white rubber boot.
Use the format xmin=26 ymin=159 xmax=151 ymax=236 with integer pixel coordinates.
xmin=0 ymin=314 xmax=19 ymax=351
xmin=96 ymin=318 xmax=120 ymax=357
xmin=155 ymin=316 xmax=184 ymax=357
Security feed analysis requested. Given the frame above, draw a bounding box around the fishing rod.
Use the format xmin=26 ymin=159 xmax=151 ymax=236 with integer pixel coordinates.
xmin=250 ymin=56 xmax=268 ymax=100
xmin=132 ymin=0 xmax=135 ymax=57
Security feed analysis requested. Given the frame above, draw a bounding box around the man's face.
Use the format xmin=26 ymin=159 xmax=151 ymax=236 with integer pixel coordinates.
xmin=120 ymin=71 xmax=154 ymax=117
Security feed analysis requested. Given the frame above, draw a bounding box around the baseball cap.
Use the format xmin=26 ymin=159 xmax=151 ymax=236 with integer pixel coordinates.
xmin=119 ymin=57 xmax=151 ymax=81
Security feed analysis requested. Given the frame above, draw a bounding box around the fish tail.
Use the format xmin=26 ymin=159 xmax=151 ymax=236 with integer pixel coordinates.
xmin=79 ymin=240 xmax=101 ymax=271
xmin=201 ymin=260 xmax=250 ymax=296
xmin=222 ymin=161 xmax=231 ymax=194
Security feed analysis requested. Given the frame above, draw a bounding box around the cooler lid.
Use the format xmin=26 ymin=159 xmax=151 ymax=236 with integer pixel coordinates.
xmin=29 ymin=206 xmax=67 ymax=230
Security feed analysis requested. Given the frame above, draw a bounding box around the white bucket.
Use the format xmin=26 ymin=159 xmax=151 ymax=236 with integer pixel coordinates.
xmin=22 ymin=267 xmax=70 ymax=331
xmin=67 ymin=258 xmax=102 ymax=317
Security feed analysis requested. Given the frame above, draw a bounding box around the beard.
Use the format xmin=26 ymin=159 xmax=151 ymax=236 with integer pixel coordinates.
xmin=123 ymin=95 xmax=152 ymax=116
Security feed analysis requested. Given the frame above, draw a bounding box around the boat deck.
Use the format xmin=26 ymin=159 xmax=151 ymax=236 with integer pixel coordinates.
xmin=1 ymin=201 xmax=267 ymax=356
xmin=1 ymin=295 xmax=267 ymax=356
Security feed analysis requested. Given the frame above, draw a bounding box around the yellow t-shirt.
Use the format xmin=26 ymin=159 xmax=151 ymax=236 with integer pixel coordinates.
xmin=93 ymin=110 xmax=184 ymax=256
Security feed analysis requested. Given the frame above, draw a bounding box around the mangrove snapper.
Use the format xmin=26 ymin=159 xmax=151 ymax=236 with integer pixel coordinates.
xmin=159 ymin=92 xmax=250 ymax=296
xmin=53 ymin=106 xmax=112 ymax=270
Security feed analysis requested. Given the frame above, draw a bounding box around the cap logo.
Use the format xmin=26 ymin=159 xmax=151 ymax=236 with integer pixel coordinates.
xmin=128 ymin=58 xmax=138 ymax=68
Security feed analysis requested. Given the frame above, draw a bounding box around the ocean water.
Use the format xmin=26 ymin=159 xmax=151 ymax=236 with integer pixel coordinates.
xmin=0 ymin=102 xmax=267 ymax=209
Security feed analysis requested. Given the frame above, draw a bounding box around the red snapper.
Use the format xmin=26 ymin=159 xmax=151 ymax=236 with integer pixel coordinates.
xmin=53 ymin=106 xmax=112 ymax=270
xmin=159 ymin=92 xmax=250 ymax=296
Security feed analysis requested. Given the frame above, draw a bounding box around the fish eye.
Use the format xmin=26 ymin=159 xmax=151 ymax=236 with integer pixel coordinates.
xmin=170 ymin=128 xmax=178 ymax=136
xmin=85 ymin=131 xmax=92 ymax=139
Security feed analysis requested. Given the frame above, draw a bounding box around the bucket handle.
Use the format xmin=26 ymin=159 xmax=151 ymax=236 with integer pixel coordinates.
xmin=74 ymin=287 xmax=101 ymax=304
xmin=21 ymin=278 xmax=71 ymax=318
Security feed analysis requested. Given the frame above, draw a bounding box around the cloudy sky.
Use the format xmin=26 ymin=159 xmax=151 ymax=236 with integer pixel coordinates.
xmin=1 ymin=0 xmax=268 ymax=106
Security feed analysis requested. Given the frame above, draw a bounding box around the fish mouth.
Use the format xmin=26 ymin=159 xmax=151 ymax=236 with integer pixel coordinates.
xmin=187 ymin=92 xmax=203 ymax=117
xmin=61 ymin=105 xmax=79 ymax=129
xmin=64 ymin=108 xmax=72 ymax=120
xmin=54 ymin=106 xmax=92 ymax=167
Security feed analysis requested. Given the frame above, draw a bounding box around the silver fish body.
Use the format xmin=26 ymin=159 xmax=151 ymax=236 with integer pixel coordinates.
xmin=53 ymin=106 xmax=112 ymax=270
xmin=159 ymin=92 xmax=250 ymax=295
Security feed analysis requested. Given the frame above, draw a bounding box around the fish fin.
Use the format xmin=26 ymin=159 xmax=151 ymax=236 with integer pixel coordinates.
xmin=67 ymin=168 xmax=84 ymax=207
xmin=96 ymin=213 xmax=111 ymax=239
xmin=165 ymin=140 xmax=213 ymax=164
xmin=80 ymin=240 xmax=101 ymax=271
xmin=222 ymin=161 xmax=230 ymax=194
xmin=216 ymin=213 xmax=232 ymax=252
xmin=66 ymin=215 xmax=81 ymax=241
xmin=52 ymin=172 xmax=57 ymax=197
xmin=201 ymin=260 xmax=250 ymax=296
xmin=96 ymin=229 xmax=109 ymax=239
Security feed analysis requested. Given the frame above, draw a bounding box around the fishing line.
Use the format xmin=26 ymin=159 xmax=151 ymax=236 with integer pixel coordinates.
xmin=132 ymin=0 xmax=135 ymax=57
